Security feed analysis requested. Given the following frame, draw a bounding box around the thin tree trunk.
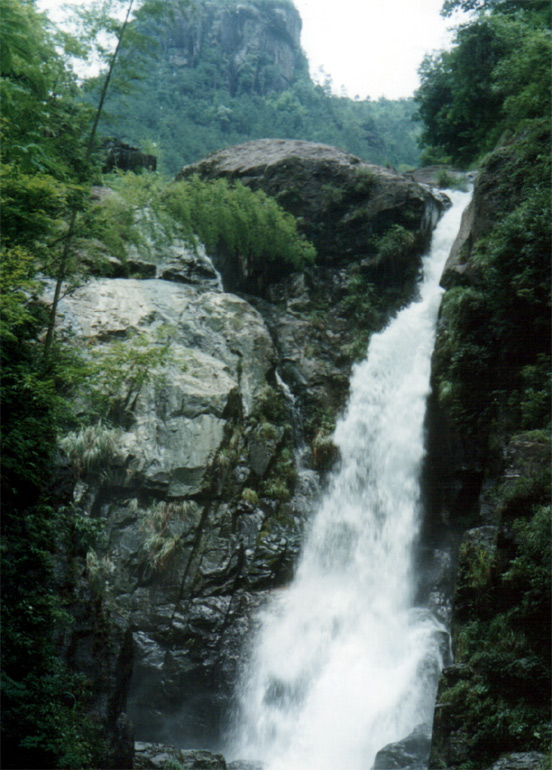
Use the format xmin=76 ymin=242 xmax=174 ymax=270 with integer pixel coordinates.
xmin=43 ymin=0 xmax=136 ymax=363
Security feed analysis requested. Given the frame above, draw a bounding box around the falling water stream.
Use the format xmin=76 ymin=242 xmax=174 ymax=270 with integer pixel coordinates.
xmin=227 ymin=190 xmax=472 ymax=770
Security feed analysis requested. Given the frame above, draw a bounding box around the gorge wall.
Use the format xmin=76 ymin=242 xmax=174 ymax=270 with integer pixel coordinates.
xmin=53 ymin=140 xmax=446 ymax=766
xmin=423 ymin=128 xmax=550 ymax=770
xmin=157 ymin=0 xmax=307 ymax=96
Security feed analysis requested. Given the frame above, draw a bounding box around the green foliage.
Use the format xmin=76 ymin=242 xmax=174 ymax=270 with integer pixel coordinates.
xmin=441 ymin=0 xmax=550 ymax=23
xmin=140 ymin=501 xmax=192 ymax=571
xmin=433 ymin=126 xmax=551 ymax=445
xmin=85 ymin=169 xmax=176 ymax=262
xmin=0 ymin=2 xmax=180 ymax=766
xmin=424 ymin=19 xmax=551 ymax=752
xmin=82 ymin=326 xmax=177 ymax=426
xmin=0 ymin=164 xmax=82 ymax=254
xmin=444 ymin=511 xmax=551 ymax=762
xmin=165 ymin=175 xmax=316 ymax=270
xmin=241 ymin=487 xmax=259 ymax=505
xmin=373 ymin=224 xmax=416 ymax=263
xmin=256 ymin=385 xmax=288 ymax=424
xmin=416 ymin=8 xmax=551 ymax=166
xmin=1 ymin=490 xmax=108 ymax=768
xmin=163 ymin=758 xmax=185 ymax=770
xmin=60 ymin=422 xmax=122 ymax=477
xmin=83 ymin=170 xmax=316 ymax=275
xmin=342 ymin=276 xmax=384 ymax=332
xmin=436 ymin=169 xmax=469 ymax=190
xmin=261 ymin=478 xmax=291 ymax=502
xmin=0 ymin=0 xmax=94 ymax=177
xmin=0 ymin=245 xmax=41 ymax=342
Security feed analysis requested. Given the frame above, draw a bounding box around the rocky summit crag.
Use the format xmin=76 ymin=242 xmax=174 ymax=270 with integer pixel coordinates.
xmin=162 ymin=0 xmax=306 ymax=96
xmin=50 ymin=140 xmax=446 ymax=762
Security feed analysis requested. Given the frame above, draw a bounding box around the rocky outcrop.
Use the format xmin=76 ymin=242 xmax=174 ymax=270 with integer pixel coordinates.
xmin=161 ymin=0 xmax=306 ymax=96
xmin=176 ymin=140 xmax=448 ymax=447
xmin=103 ymin=138 xmax=157 ymax=173
xmin=372 ymin=724 xmax=432 ymax=769
xmin=426 ymin=128 xmax=551 ymax=767
xmin=55 ymin=275 xmax=307 ymax=747
xmin=178 ymin=139 xmax=444 ymax=292
xmin=53 ymin=141 xmax=448 ymax=756
xmin=134 ymin=742 xmax=227 ymax=769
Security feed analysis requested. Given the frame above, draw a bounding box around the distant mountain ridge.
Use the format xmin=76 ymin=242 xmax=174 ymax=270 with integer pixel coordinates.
xmin=100 ymin=0 xmax=421 ymax=174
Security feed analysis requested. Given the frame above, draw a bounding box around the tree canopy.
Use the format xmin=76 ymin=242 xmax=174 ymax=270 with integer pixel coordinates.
xmin=416 ymin=0 xmax=551 ymax=165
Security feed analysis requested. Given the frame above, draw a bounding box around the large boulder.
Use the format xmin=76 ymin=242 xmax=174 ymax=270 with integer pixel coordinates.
xmin=177 ymin=139 xmax=444 ymax=292
xmin=54 ymin=275 xmax=307 ymax=748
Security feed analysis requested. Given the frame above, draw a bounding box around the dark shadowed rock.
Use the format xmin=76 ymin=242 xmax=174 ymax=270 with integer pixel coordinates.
xmin=486 ymin=753 xmax=548 ymax=770
xmin=373 ymin=723 xmax=432 ymax=769
xmin=103 ymin=138 xmax=157 ymax=173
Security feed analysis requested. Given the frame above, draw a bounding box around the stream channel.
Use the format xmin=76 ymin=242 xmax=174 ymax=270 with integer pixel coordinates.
xmin=224 ymin=189 xmax=472 ymax=770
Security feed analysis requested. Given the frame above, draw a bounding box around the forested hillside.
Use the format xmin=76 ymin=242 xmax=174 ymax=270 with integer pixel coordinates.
xmin=92 ymin=0 xmax=421 ymax=173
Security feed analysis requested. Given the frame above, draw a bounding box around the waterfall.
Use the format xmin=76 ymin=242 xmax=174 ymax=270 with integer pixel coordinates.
xmin=227 ymin=190 xmax=471 ymax=770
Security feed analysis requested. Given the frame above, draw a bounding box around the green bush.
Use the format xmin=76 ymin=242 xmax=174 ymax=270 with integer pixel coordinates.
xmin=241 ymin=487 xmax=259 ymax=505
xmin=164 ymin=175 xmax=316 ymax=271
xmin=60 ymin=422 xmax=121 ymax=477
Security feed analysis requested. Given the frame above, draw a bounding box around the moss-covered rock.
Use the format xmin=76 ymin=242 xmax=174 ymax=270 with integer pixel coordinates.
xmin=427 ymin=125 xmax=551 ymax=767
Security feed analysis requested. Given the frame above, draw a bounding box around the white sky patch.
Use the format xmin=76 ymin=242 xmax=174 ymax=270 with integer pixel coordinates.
xmin=38 ymin=0 xmax=464 ymax=99
xmin=294 ymin=0 xmax=461 ymax=99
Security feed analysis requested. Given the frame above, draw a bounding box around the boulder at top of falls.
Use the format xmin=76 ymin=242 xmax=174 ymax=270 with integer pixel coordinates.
xmin=177 ymin=139 xmax=444 ymax=290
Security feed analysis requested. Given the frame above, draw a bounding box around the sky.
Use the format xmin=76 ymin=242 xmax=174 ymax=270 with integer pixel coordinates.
xmin=38 ymin=0 xmax=463 ymax=100
xmin=293 ymin=0 xmax=461 ymax=100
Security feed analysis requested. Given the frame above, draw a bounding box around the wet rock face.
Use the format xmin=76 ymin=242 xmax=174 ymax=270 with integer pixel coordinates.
xmin=134 ymin=742 xmax=227 ymax=769
xmin=55 ymin=274 xmax=310 ymax=748
xmin=178 ymin=139 xmax=444 ymax=293
xmin=427 ymin=132 xmax=551 ymax=768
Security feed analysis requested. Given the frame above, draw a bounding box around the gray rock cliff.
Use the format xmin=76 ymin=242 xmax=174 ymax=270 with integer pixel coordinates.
xmin=53 ymin=141 xmax=446 ymax=754
xmin=162 ymin=0 xmax=306 ymax=95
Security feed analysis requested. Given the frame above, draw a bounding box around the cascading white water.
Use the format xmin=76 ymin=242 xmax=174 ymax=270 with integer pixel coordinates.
xmin=228 ymin=190 xmax=471 ymax=770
